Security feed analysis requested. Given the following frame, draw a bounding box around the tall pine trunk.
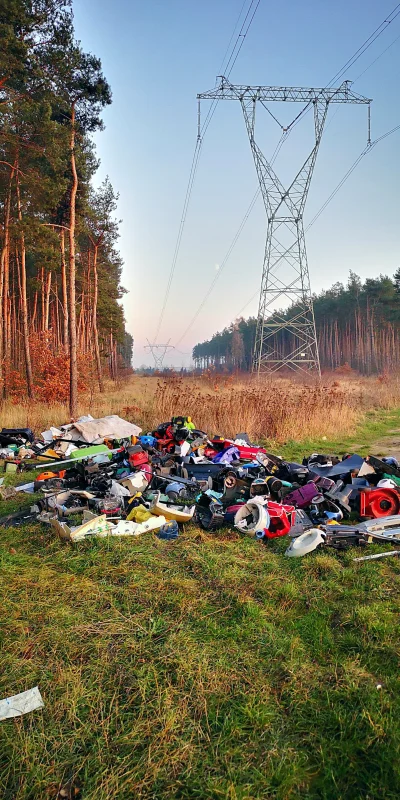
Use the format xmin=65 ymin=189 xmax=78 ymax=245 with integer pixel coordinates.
xmin=16 ymin=170 xmax=34 ymax=398
xmin=44 ymin=271 xmax=52 ymax=331
xmin=60 ymin=229 xmax=69 ymax=354
xmin=1 ymin=162 xmax=15 ymax=398
xmin=40 ymin=266 xmax=45 ymax=331
xmin=92 ymin=244 xmax=104 ymax=391
xmin=69 ymin=103 xmax=78 ymax=418
xmin=31 ymin=290 xmax=38 ymax=331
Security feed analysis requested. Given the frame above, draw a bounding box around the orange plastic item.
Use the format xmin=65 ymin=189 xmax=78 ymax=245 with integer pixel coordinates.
xmin=36 ymin=470 xmax=66 ymax=481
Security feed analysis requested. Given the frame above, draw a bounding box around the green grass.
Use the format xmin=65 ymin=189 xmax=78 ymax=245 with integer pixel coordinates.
xmin=278 ymin=406 xmax=400 ymax=461
xmin=1 ymin=414 xmax=400 ymax=799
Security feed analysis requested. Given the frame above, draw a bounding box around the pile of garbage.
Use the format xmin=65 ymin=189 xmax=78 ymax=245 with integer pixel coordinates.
xmin=1 ymin=414 xmax=400 ymax=562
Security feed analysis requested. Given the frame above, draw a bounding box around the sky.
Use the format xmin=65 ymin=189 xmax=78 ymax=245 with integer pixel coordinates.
xmin=73 ymin=0 xmax=400 ymax=368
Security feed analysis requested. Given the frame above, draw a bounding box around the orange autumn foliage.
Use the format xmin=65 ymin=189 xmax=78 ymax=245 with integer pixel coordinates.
xmin=7 ymin=333 xmax=95 ymax=403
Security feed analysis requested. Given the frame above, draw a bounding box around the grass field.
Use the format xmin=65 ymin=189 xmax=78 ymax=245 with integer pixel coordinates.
xmin=1 ymin=376 xmax=400 ymax=799
xmin=2 ymin=371 xmax=400 ymax=444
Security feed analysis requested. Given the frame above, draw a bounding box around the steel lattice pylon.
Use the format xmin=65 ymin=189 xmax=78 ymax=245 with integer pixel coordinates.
xmin=198 ymin=77 xmax=371 ymax=375
xmin=145 ymin=339 xmax=174 ymax=371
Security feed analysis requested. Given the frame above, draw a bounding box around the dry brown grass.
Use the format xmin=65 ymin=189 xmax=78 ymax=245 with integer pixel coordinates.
xmin=2 ymin=371 xmax=400 ymax=443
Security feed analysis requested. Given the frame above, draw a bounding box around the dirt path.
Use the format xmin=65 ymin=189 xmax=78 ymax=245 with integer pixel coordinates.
xmin=368 ymin=428 xmax=400 ymax=460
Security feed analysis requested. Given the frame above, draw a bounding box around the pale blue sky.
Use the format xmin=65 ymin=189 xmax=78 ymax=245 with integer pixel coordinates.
xmin=73 ymin=0 xmax=400 ymax=367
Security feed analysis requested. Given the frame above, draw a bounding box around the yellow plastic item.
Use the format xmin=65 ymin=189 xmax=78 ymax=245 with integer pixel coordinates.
xmin=37 ymin=448 xmax=60 ymax=461
xmin=150 ymin=491 xmax=195 ymax=523
xmin=127 ymin=506 xmax=153 ymax=523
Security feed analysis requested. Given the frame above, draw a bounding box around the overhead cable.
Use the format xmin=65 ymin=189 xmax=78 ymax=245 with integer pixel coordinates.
xmin=327 ymin=2 xmax=400 ymax=86
xmin=286 ymin=2 xmax=400 ymax=134
xmin=173 ymin=131 xmax=288 ymax=347
xmin=217 ymin=0 xmax=249 ymax=76
xmin=225 ymin=0 xmax=262 ymax=77
xmin=153 ymin=137 xmax=202 ymax=341
xmin=174 ymin=187 xmax=261 ymax=348
xmin=153 ymin=0 xmax=262 ymax=341
xmin=174 ymin=7 xmax=400 ymax=347
xmin=233 ymin=122 xmax=400 ymax=320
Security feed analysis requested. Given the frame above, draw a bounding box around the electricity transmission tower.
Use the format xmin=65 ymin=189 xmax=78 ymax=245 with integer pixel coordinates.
xmin=145 ymin=339 xmax=175 ymax=371
xmin=198 ymin=77 xmax=371 ymax=375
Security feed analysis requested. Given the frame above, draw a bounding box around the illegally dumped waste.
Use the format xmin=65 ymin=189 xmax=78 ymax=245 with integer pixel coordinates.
xmin=1 ymin=414 xmax=400 ymax=561
xmin=0 ymin=686 xmax=44 ymax=721
xmin=51 ymin=511 xmax=167 ymax=542
xmin=285 ymin=529 xmax=325 ymax=557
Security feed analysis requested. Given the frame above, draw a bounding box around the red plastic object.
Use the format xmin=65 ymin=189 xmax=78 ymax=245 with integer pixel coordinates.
xmin=204 ymin=446 xmax=218 ymax=459
xmin=207 ymin=439 xmax=267 ymax=462
xmin=264 ymin=501 xmax=296 ymax=538
xmin=359 ymin=487 xmax=400 ymax=518
xmin=142 ymin=463 xmax=153 ymax=483
xmin=154 ymin=436 xmax=176 ymax=453
xmin=236 ymin=444 xmax=267 ymax=461
xmin=128 ymin=451 xmax=149 ymax=469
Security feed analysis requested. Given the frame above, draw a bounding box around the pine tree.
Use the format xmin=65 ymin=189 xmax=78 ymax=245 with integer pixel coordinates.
xmin=0 ymin=1 xmax=130 ymax=404
xmin=42 ymin=36 xmax=111 ymax=415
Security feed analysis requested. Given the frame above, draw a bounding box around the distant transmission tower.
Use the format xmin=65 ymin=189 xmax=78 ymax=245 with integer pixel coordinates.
xmin=198 ymin=77 xmax=371 ymax=375
xmin=145 ymin=339 xmax=175 ymax=371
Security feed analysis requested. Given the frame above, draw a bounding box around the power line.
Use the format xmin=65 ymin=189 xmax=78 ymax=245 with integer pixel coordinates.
xmin=328 ymin=2 xmax=400 ymax=86
xmin=152 ymin=0 xmax=262 ymax=342
xmin=352 ymin=29 xmax=400 ymax=82
xmin=305 ymin=149 xmax=370 ymax=231
xmin=175 ymin=187 xmax=261 ymax=348
xmin=305 ymin=123 xmax=400 ymax=229
xmin=233 ymin=122 xmax=400 ymax=321
xmin=153 ymin=137 xmax=202 ymax=341
xmin=285 ymin=2 xmax=400 ymax=134
xmin=174 ymin=132 xmax=288 ymax=348
xmin=311 ymin=27 xmax=400 ymax=145
xmin=200 ymin=0 xmax=263 ymax=140
xmin=217 ymin=0 xmax=249 ymax=76
xmin=173 ymin=7 xmax=400 ymax=350
xmin=373 ymin=121 xmax=400 ymax=143
xmin=225 ymin=0 xmax=262 ymax=77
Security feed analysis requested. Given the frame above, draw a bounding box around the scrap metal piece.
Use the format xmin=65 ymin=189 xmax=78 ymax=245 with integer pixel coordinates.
xmin=310 ymin=454 xmax=365 ymax=478
xmin=325 ymin=482 xmax=353 ymax=513
xmin=367 ymin=455 xmax=400 ymax=480
xmin=358 ymin=515 xmax=400 ymax=533
xmin=353 ymin=551 xmax=400 ymax=562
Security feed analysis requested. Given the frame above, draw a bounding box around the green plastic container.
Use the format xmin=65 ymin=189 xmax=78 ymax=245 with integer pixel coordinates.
xmin=70 ymin=444 xmax=112 ymax=461
xmin=4 ymin=460 xmax=19 ymax=473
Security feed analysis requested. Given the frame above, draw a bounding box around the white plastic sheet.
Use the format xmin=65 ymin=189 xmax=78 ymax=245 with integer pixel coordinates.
xmin=66 ymin=415 xmax=141 ymax=443
xmin=0 ymin=686 xmax=44 ymax=720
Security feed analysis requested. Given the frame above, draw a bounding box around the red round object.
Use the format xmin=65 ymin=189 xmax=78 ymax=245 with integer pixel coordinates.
xmin=368 ymin=489 xmax=399 ymax=518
